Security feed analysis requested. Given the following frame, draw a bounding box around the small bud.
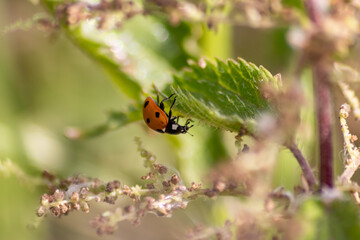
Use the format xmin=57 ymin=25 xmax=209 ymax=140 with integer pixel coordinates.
xmin=81 ymin=202 xmax=90 ymax=213
xmin=213 ymin=180 xmax=227 ymax=192
xmin=54 ymin=189 xmax=65 ymax=201
xmin=72 ymin=202 xmax=81 ymax=210
xmin=51 ymin=206 xmax=61 ymax=217
xmin=79 ymin=187 xmax=89 ymax=199
xmin=170 ymin=174 xmax=180 ymax=185
xmin=48 ymin=195 xmax=54 ymax=203
xmin=158 ymin=165 xmax=168 ymax=174
xmin=37 ymin=206 xmax=46 ymax=217
xmin=162 ymin=180 xmax=171 ymax=187
xmin=122 ymin=185 xmax=131 ymax=195
xmin=113 ymin=180 xmax=121 ymax=189
xmin=59 ymin=203 xmax=69 ymax=214
xmin=71 ymin=192 xmax=80 ymax=202
xmin=189 ymin=182 xmax=202 ymax=191
xmin=105 ymin=182 xmax=114 ymax=193
xmin=140 ymin=150 xmax=148 ymax=157
xmin=148 ymin=156 xmax=156 ymax=162
xmin=94 ymin=196 xmax=101 ymax=202
xmin=40 ymin=194 xmax=50 ymax=206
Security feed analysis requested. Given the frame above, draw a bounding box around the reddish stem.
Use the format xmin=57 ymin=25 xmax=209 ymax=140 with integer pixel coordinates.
xmin=306 ymin=0 xmax=334 ymax=188
xmin=313 ymin=63 xmax=333 ymax=188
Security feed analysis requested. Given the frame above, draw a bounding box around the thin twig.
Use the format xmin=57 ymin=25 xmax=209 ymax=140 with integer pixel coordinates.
xmin=285 ymin=140 xmax=316 ymax=189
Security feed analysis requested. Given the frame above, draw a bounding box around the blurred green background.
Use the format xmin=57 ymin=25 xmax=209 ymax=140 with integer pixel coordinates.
xmin=0 ymin=1 xmax=334 ymax=239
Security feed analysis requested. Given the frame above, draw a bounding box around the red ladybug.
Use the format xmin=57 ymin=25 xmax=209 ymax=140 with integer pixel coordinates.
xmin=142 ymin=94 xmax=193 ymax=134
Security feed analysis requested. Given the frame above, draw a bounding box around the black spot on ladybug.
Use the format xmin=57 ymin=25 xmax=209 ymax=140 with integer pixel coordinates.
xmin=156 ymin=129 xmax=164 ymax=133
xmin=146 ymin=118 xmax=150 ymax=123
xmin=155 ymin=112 xmax=160 ymax=118
xmin=144 ymin=101 xmax=149 ymax=108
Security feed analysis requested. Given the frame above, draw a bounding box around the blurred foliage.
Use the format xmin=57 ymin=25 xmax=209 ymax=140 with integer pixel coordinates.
xmin=2 ymin=0 xmax=360 ymax=239
xmin=297 ymin=198 xmax=360 ymax=240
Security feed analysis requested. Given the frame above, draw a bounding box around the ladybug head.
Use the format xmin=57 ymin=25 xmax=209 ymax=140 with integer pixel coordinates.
xmin=180 ymin=119 xmax=194 ymax=134
xmin=165 ymin=119 xmax=194 ymax=135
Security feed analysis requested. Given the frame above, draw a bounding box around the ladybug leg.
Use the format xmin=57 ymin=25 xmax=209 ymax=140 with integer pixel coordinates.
xmin=169 ymin=96 xmax=176 ymax=110
xmin=167 ymin=96 xmax=177 ymax=119
xmin=185 ymin=119 xmax=194 ymax=128
xmin=159 ymin=94 xmax=175 ymax=111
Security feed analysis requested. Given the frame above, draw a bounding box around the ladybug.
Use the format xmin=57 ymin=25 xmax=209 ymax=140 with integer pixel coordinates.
xmin=142 ymin=94 xmax=193 ymax=134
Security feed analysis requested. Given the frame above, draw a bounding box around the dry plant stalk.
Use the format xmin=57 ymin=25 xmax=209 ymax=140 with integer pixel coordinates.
xmin=338 ymin=81 xmax=360 ymax=119
xmin=33 ymin=137 xmax=249 ymax=235
xmin=335 ymin=63 xmax=360 ymax=120
xmin=338 ymin=104 xmax=360 ymax=184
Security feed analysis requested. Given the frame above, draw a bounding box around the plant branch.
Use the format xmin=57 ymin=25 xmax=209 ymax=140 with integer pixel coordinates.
xmin=285 ymin=140 xmax=316 ymax=189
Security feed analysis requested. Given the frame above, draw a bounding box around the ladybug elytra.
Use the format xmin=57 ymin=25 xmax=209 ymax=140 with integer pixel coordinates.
xmin=142 ymin=94 xmax=193 ymax=135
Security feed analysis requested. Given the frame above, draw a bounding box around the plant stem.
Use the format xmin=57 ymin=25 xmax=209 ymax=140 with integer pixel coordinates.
xmin=305 ymin=0 xmax=334 ymax=188
xmin=313 ymin=62 xmax=333 ymax=188
xmin=285 ymin=140 xmax=316 ymax=189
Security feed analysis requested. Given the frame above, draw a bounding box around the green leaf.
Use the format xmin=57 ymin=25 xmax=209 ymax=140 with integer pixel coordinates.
xmin=167 ymin=58 xmax=280 ymax=132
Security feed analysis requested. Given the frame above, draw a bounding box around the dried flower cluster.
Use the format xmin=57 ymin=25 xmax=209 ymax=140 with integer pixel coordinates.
xmin=36 ymin=0 xmax=303 ymax=32
xmin=35 ymin=137 xmax=248 ymax=235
